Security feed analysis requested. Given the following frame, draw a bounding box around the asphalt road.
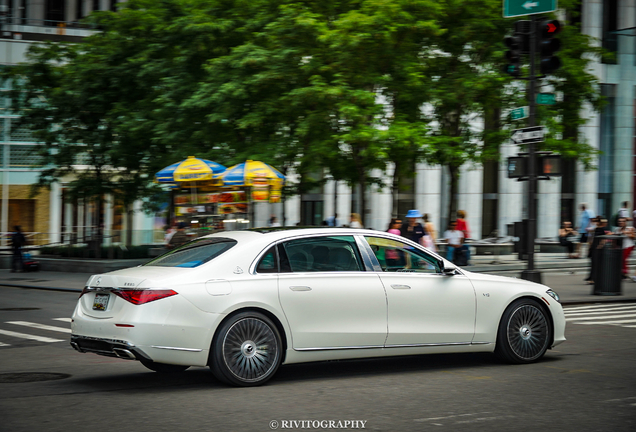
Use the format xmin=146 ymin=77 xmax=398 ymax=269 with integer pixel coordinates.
xmin=0 ymin=287 xmax=634 ymax=432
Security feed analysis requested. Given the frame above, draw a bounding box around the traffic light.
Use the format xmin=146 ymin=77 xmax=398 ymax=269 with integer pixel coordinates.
xmin=504 ymin=21 xmax=530 ymax=78
xmin=504 ymin=34 xmax=522 ymax=77
xmin=538 ymin=19 xmax=562 ymax=74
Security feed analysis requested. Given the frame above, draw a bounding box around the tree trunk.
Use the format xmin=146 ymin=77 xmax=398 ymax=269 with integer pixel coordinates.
xmin=447 ymin=164 xmax=460 ymax=225
xmin=125 ymin=203 xmax=133 ymax=246
xmin=391 ymin=162 xmax=400 ymax=219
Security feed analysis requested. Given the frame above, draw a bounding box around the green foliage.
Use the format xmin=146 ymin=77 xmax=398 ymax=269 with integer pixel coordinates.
xmin=2 ymin=0 xmax=604 ymax=226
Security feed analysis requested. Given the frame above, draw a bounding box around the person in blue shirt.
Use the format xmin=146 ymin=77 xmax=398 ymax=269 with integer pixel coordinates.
xmin=326 ymin=213 xmax=339 ymax=227
xmin=578 ymin=203 xmax=595 ymax=257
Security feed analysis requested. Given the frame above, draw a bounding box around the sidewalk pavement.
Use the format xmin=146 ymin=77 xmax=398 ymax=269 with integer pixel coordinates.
xmin=0 ymin=252 xmax=635 ymax=305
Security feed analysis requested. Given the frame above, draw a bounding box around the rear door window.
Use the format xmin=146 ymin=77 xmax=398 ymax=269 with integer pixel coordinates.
xmin=280 ymin=236 xmax=364 ymax=272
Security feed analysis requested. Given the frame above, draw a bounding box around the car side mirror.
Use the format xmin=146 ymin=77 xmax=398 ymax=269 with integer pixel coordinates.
xmin=443 ymin=263 xmax=458 ymax=275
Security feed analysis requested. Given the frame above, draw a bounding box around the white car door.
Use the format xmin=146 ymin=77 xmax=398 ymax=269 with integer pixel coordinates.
xmin=277 ymin=235 xmax=388 ymax=350
xmin=363 ymin=235 xmax=476 ymax=346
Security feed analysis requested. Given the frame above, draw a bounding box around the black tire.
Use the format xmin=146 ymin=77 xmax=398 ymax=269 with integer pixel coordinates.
xmin=210 ymin=311 xmax=282 ymax=387
xmin=139 ymin=359 xmax=190 ymax=373
xmin=495 ymin=298 xmax=552 ymax=364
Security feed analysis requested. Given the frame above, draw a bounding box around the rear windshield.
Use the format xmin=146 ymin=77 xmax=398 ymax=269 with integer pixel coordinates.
xmin=144 ymin=238 xmax=237 ymax=268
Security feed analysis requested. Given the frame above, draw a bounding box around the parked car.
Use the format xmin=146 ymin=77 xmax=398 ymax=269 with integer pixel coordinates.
xmin=71 ymin=228 xmax=565 ymax=386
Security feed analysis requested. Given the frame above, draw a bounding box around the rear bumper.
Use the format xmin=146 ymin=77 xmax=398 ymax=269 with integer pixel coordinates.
xmin=70 ymin=335 xmax=152 ymax=361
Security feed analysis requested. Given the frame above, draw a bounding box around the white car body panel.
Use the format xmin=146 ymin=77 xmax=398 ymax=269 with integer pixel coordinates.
xmin=278 ymin=272 xmax=387 ymax=349
xmin=378 ymin=272 xmax=477 ymax=345
xmin=70 ymin=228 xmax=566 ymax=373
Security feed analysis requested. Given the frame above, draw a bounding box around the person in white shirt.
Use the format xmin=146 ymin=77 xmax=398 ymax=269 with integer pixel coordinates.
xmin=614 ymin=217 xmax=635 ymax=280
xmin=444 ymin=221 xmax=464 ymax=262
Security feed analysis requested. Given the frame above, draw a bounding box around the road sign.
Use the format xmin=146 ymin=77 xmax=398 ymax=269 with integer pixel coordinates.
xmin=503 ymin=0 xmax=557 ymax=18
xmin=510 ymin=106 xmax=529 ymax=120
xmin=536 ymin=93 xmax=556 ymax=105
xmin=510 ymin=126 xmax=545 ymax=144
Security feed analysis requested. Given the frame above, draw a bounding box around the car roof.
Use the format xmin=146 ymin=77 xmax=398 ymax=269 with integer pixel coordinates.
xmin=201 ymin=227 xmax=375 ymax=243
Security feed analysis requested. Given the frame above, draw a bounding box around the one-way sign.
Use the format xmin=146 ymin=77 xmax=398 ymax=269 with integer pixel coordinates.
xmin=510 ymin=126 xmax=545 ymax=144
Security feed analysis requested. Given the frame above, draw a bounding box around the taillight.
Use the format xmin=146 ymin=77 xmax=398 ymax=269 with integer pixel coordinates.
xmin=112 ymin=289 xmax=178 ymax=305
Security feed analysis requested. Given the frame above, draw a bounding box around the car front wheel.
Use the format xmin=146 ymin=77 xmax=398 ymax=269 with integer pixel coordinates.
xmin=495 ymin=298 xmax=552 ymax=364
xmin=210 ymin=311 xmax=282 ymax=386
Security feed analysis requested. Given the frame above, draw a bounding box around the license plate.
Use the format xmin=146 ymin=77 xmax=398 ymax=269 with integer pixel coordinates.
xmin=93 ymin=293 xmax=110 ymax=311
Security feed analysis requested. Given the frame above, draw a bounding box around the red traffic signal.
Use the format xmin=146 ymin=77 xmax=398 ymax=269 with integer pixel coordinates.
xmin=540 ymin=20 xmax=561 ymax=38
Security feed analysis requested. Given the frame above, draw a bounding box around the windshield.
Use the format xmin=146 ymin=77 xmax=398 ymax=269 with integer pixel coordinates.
xmin=144 ymin=238 xmax=237 ymax=268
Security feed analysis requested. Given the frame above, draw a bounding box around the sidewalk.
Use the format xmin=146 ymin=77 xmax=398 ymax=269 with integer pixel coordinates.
xmin=1 ymin=252 xmax=635 ymax=305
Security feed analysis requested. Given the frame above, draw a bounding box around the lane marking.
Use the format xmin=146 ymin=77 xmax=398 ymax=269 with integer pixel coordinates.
xmin=0 ymin=329 xmax=64 ymax=343
xmin=414 ymin=412 xmax=492 ymax=422
xmin=566 ymin=314 xmax=636 ymax=321
xmin=564 ymin=304 xmax=636 ymax=312
xmin=575 ymin=319 xmax=636 ymax=325
xmin=6 ymin=321 xmax=72 ymax=334
xmin=565 ymin=308 xmax=636 ymax=317
xmin=0 ymin=341 xmax=10 ymax=347
xmin=564 ymin=306 xmax=636 ymax=315
xmin=53 ymin=318 xmax=72 ymax=323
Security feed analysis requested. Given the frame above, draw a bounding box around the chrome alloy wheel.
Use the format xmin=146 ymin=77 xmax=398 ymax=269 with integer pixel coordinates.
xmin=506 ymin=304 xmax=549 ymax=361
xmin=222 ymin=317 xmax=280 ymax=382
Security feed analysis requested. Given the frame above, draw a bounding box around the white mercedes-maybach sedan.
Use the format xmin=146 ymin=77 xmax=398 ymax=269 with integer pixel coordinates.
xmin=71 ymin=228 xmax=566 ymax=386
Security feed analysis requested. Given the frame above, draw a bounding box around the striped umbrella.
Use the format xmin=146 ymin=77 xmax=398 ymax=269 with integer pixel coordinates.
xmin=220 ymin=160 xmax=285 ymax=186
xmin=155 ymin=156 xmax=226 ymax=184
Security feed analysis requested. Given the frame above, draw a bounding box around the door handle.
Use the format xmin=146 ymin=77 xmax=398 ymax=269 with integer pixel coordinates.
xmin=289 ymin=286 xmax=312 ymax=291
xmin=391 ymin=284 xmax=411 ymax=290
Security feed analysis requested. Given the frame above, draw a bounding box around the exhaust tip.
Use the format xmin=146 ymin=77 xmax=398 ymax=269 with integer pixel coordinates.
xmin=113 ymin=348 xmax=137 ymax=360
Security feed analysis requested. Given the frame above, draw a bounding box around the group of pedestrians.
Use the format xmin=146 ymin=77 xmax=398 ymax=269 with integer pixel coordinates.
xmin=383 ymin=209 xmax=471 ymax=266
xmin=559 ymin=202 xmax=636 ymax=284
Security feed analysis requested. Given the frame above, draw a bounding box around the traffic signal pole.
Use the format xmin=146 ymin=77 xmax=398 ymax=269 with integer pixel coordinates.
xmin=521 ymin=15 xmax=541 ymax=284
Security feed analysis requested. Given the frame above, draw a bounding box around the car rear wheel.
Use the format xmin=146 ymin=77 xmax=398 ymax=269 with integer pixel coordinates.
xmin=210 ymin=311 xmax=282 ymax=386
xmin=139 ymin=359 xmax=190 ymax=373
xmin=495 ymin=298 xmax=551 ymax=364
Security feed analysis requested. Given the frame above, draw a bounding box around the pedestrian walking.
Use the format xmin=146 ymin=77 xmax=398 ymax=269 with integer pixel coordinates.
xmin=10 ymin=226 xmax=26 ymax=273
xmin=167 ymin=222 xmax=189 ymax=250
xmin=614 ymin=217 xmax=635 ymax=279
xmin=456 ymin=210 xmax=471 ymax=264
xmin=558 ymin=221 xmax=578 ymax=258
xmin=421 ymin=213 xmax=437 ymax=252
xmin=269 ymin=216 xmax=281 ymax=227
xmin=386 ymin=218 xmax=404 ymax=268
xmin=326 ymin=213 xmax=339 ymax=227
xmin=617 ymin=201 xmax=631 ymax=221
xmin=577 ymin=203 xmax=595 ymax=257
xmin=444 ymin=221 xmax=464 ymax=264
xmin=400 ymin=210 xmax=426 ymax=244
xmin=349 ymin=213 xmax=363 ymax=228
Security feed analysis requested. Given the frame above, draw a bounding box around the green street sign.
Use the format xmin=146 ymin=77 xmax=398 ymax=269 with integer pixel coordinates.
xmin=510 ymin=106 xmax=529 ymax=120
xmin=503 ymin=0 xmax=557 ymax=18
xmin=537 ymin=93 xmax=556 ymax=105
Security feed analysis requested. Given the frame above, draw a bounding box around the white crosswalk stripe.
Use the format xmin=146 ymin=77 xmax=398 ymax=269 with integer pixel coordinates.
xmin=564 ymin=303 xmax=636 ymax=329
xmin=0 ymin=318 xmax=71 ymax=346
xmin=6 ymin=321 xmax=72 ymax=334
xmin=0 ymin=329 xmax=65 ymax=343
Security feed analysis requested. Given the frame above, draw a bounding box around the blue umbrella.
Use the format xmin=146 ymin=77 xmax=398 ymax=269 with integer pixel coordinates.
xmin=155 ymin=156 xmax=226 ymax=184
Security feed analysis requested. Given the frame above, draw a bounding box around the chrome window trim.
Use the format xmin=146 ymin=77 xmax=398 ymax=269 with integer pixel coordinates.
xmin=294 ymin=341 xmax=492 ymax=351
xmin=151 ymin=345 xmax=203 ymax=352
